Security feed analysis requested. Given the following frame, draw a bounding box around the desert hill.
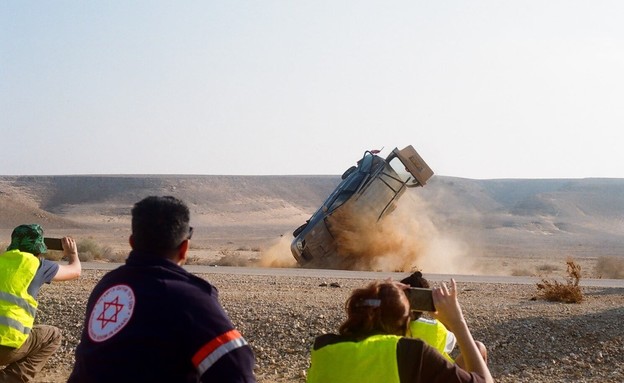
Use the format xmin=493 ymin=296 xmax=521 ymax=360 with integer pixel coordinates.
xmin=1 ymin=175 xmax=623 ymax=269
xmin=419 ymin=177 xmax=624 ymax=261
xmin=0 ymin=175 xmax=339 ymax=251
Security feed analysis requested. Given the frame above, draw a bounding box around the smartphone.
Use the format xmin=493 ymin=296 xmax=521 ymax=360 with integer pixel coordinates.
xmin=44 ymin=237 xmax=64 ymax=251
xmin=405 ymin=287 xmax=435 ymax=312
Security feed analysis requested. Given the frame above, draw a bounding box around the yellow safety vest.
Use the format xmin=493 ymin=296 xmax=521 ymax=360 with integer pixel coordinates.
xmin=307 ymin=334 xmax=400 ymax=383
xmin=0 ymin=250 xmax=39 ymax=348
xmin=409 ymin=318 xmax=454 ymax=361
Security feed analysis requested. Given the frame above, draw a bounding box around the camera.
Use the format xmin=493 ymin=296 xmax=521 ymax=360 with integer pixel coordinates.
xmin=44 ymin=237 xmax=64 ymax=251
xmin=405 ymin=287 xmax=435 ymax=312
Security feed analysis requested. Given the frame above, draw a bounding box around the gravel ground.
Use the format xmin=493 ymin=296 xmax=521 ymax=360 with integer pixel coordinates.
xmin=24 ymin=270 xmax=624 ymax=382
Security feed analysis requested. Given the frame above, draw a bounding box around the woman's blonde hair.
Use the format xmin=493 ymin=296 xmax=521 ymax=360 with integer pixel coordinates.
xmin=339 ymin=280 xmax=410 ymax=339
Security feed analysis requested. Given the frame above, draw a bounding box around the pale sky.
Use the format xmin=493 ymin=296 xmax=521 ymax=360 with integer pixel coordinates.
xmin=2 ymin=1 xmax=623 ymax=179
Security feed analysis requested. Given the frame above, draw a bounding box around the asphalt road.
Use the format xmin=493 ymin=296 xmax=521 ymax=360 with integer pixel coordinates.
xmin=81 ymin=262 xmax=624 ymax=288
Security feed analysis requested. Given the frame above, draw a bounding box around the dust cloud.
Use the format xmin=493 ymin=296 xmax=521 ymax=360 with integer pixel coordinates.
xmin=258 ymin=234 xmax=298 ymax=268
xmin=256 ymin=192 xmax=483 ymax=274
xmin=327 ymin=194 xmax=477 ymax=273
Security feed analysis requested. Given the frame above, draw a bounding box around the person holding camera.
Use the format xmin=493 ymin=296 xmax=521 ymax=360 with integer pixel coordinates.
xmin=0 ymin=224 xmax=81 ymax=382
xmin=68 ymin=196 xmax=256 ymax=382
xmin=306 ymin=279 xmax=493 ymax=383
xmin=401 ymin=271 xmax=488 ymax=367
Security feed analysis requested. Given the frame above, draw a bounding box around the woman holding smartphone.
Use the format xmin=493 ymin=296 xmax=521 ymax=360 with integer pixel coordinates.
xmin=306 ymin=279 xmax=494 ymax=383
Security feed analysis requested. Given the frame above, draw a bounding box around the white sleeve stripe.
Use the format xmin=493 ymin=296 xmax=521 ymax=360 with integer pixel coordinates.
xmin=196 ymin=337 xmax=249 ymax=375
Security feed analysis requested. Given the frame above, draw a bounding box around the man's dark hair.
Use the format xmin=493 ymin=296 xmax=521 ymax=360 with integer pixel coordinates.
xmin=131 ymin=196 xmax=191 ymax=257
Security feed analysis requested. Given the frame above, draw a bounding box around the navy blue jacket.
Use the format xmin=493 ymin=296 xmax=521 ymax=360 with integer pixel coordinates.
xmin=68 ymin=251 xmax=256 ymax=382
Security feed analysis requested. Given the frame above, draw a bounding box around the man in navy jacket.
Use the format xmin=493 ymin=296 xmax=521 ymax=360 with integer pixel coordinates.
xmin=68 ymin=196 xmax=256 ymax=382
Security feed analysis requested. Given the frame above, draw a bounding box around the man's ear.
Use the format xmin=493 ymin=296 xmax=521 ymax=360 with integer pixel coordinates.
xmin=177 ymin=239 xmax=189 ymax=264
xmin=129 ymin=235 xmax=135 ymax=249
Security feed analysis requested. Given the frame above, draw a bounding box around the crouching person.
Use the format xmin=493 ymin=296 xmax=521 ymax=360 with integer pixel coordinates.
xmin=68 ymin=196 xmax=256 ymax=382
xmin=0 ymin=224 xmax=81 ymax=383
xmin=307 ymin=279 xmax=493 ymax=383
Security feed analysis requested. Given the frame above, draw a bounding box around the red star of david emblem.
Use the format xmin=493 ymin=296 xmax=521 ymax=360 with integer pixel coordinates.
xmin=96 ymin=296 xmax=125 ymax=329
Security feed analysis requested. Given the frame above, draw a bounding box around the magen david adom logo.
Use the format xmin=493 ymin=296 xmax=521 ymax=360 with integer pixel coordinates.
xmin=88 ymin=284 xmax=135 ymax=342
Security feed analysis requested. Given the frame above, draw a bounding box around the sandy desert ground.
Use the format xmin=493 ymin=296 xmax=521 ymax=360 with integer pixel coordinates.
xmin=14 ymin=239 xmax=624 ymax=383
xmin=1 ymin=175 xmax=624 ymax=381
xmin=30 ymin=267 xmax=624 ymax=383
xmin=5 ymin=229 xmax=624 ymax=382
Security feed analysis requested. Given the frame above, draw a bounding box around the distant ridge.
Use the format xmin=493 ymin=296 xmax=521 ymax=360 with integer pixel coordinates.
xmin=1 ymin=175 xmax=623 ymax=257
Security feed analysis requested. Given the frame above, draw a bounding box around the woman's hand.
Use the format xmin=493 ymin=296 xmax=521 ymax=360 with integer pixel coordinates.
xmin=431 ymin=278 xmax=465 ymax=334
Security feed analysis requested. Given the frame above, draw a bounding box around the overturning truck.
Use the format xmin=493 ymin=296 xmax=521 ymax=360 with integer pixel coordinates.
xmin=290 ymin=145 xmax=433 ymax=268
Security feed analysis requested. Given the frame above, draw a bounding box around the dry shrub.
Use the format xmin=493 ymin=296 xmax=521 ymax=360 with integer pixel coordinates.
xmin=107 ymin=250 xmax=128 ymax=263
xmin=40 ymin=238 xmax=124 ymax=264
xmin=511 ymin=268 xmax=533 ymax=277
xmin=188 ymin=242 xmax=203 ymax=250
xmin=42 ymin=250 xmax=64 ymax=262
xmin=536 ymin=259 xmax=583 ymax=303
xmin=536 ymin=263 xmax=559 ymax=273
xmin=594 ymin=256 xmax=624 ymax=279
xmin=77 ymin=238 xmax=115 ymax=262
xmin=215 ymin=249 xmax=256 ymax=267
xmin=185 ymin=255 xmax=209 ymax=265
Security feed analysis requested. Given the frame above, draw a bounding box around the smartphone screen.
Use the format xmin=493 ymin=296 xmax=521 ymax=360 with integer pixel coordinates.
xmin=405 ymin=287 xmax=435 ymax=312
xmin=44 ymin=237 xmax=64 ymax=251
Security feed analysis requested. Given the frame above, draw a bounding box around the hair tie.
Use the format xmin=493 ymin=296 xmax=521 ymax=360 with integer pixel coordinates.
xmin=358 ymin=299 xmax=381 ymax=308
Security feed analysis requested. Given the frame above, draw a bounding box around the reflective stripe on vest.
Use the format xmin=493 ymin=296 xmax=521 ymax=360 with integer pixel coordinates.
xmin=307 ymin=334 xmax=401 ymax=383
xmin=409 ymin=318 xmax=454 ymax=361
xmin=0 ymin=250 xmax=39 ymax=348
xmin=0 ymin=316 xmax=32 ymax=335
xmin=0 ymin=291 xmax=38 ymax=318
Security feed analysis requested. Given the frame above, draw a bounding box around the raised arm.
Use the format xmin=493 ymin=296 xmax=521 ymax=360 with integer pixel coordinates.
xmin=432 ymin=279 xmax=493 ymax=383
xmin=52 ymin=236 xmax=82 ymax=281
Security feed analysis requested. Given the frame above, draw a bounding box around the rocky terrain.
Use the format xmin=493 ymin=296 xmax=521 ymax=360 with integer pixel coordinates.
xmin=30 ymin=270 xmax=624 ymax=382
xmin=1 ymin=175 xmax=624 ymax=381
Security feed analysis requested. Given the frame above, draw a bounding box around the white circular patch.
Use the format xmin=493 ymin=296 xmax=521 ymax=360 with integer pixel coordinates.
xmin=88 ymin=284 xmax=135 ymax=342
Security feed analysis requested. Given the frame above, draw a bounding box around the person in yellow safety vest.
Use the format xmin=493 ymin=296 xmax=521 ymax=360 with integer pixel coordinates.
xmin=400 ymin=271 xmax=488 ymax=368
xmin=0 ymin=224 xmax=82 ymax=383
xmin=408 ymin=317 xmax=456 ymax=361
xmin=307 ymin=279 xmax=493 ymax=383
